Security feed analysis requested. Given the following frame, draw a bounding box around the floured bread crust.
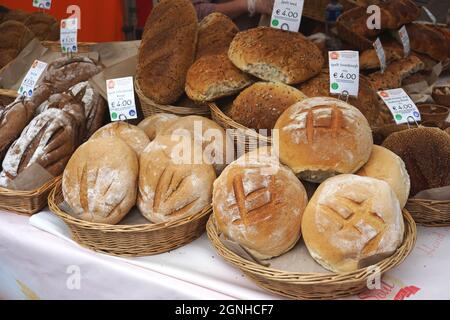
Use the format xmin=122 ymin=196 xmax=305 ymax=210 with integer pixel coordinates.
xmin=138 ymin=113 xmax=179 ymax=141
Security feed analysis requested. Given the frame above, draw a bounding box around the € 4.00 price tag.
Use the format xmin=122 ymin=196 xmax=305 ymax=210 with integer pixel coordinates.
xmin=18 ymin=60 xmax=47 ymax=97
xmin=32 ymin=0 xmax=51 ymax=10
xmin=373 ymin=38 xmax=386 ymax=73
xmin=378 ymin=88 xmax=421 ymax=125
xmin=106 ymin=77 xmax=137 ymax=121
xmin=398 ymin=26 xmax=410 ymax=57
xmin=271 ymin=0 xmax=304 ymax=32
xmin=60 ymin=18 xmax=78 ymax=53
xmin=329 ymin=51 xmax=359 ymax=97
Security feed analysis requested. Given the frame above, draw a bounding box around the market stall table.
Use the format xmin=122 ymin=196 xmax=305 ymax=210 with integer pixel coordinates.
xmin=1 ymin=209 xmax=450 ymax=300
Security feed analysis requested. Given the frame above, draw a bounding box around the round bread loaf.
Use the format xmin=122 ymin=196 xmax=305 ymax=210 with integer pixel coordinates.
xmin=91 ymin=122 xmax=150 ymax=155
xmin=0 ymin=20 xmax=35 ymax=69
xmin=138 ymin=113 xmax=179 ymax=140
xmin=274 ymin=97 xmax=373 ymax=182
xmin=357 ymin=146 xmax=410 ymax=208
xmin=23 ymin=12 xmax=59 ymax=41
xmin=186 ymin=53 xmax=254 ymax=102
xmin=382 ymin=127 xmax=450 ymax=196
xmin=62 ymin=137 xmax=139 ymax=224
xmin=228 ymin=27 xmax=324 ymax=84
xmin=213 ymin=147 xmax=308 ymax=260
xmin=138 ymin=135 xmax=216 ymax=223
xmin=302 ymin=174 xmax=405 ymax=273
xmin=229 ymin=82 xmax=307 ymax=131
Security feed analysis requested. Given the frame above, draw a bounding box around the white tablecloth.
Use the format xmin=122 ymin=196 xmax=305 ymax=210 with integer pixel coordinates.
xmin=1 ymin=209 xmax=450 ymax=300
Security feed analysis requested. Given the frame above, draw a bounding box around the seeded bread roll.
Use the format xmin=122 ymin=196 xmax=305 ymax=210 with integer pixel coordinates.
xmin=229 ymin=82 xmax=307 ymax=131
xmin=138 ymin=113 xmax=179 ymax=141
xmin=228 ymin=27 xmax=324 ymax=84
xmin=274 ymin=97 xmax=373 ymax=183
xmin=213 ymin=147 xmax=308 ymax=260
xmin=186 ymin=53 xmax=254 ymax=102
xmin=62 ymin=137 xmax=139 ymax=224
xmin=302 ymin=174 xmax=404 ymax=273
xmin=137 ymin=0 xmax=198 ymax=105
xmin=382 ymin=127 xmax=450 ymax=196
xmin=196 ymin=12 xmax=239 ymax=60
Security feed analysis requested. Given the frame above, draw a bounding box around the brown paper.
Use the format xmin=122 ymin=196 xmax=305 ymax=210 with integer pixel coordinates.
xmin=414 ymin=186 xmax=450 ymax=201
xmin=92 ymin=41 xmax=140 ymax=68
xmin=9 ymin=163 xmax=54 ymax=191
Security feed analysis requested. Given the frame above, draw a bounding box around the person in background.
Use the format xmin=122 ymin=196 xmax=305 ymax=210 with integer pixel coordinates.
xmin=192 ymin=0 xmax=274 ymax=30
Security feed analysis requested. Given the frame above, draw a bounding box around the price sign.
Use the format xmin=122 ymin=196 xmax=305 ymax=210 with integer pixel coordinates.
xmin=106 ymin=77 xmax=137 ymax=121
xmin=329 ymin=51 xmax=359 ymax=97
xmin=32 ymin=0 xmax=51 ymax=10
xmin=271 ymin=0 xmax=304 ymax=32
xmin=18 ymin=60 xmax=47 ymax=97
xmin=422 ymin=6 xmax=437 ymax=25
xmin=398 ymin=26 xmax=410 ymax=57
xmin=60 ymin=18 xmax=78 ymax=53
xmin=373 ymin=38 xmax=386 ymax=73
xmin=378 ymin=88 xmax=421 ymax=125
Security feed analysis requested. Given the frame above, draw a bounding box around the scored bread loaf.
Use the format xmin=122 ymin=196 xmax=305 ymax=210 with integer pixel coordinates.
xmin=138 ymin=135 xmax=216 ymax=223
xmin=229 ymin=82 xmax=307 ymax=131
xmin=0 ymin=108 xmax=78 ymax=188
xmin=213 ymin=147 xmax=308 ymax=260
xmin=357 ymin=145 xmax=410 ymax=208
xmin=228 ymin=27 xmax=324 ymax=84
xmin=196 ymin=12 xmax=239 ymax=60
xmin=90 ymin=122 xmax=150 ymax=155
xmin=138 ymin=113 xmax=179 ymax=141
xmin=186 ymin=53 xmax=254 ymax=102
xmin=62 ymin=137 xmax=139 ymax=224
xmin=274 ymin=97 xmax=373 ymax=182
xmin=302 ymin=174 xmax=404 ymax=273
xmin=137 ymin=0 xmax=198 ymax=105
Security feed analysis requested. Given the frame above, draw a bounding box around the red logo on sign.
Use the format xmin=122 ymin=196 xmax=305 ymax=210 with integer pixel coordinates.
xmin=380 ymin=91 xmax=389 ymax=98
xmin=330 ymin=52 xmax=339 ymax=60
xmin=108 ymin=80 xmax=115 ymax=89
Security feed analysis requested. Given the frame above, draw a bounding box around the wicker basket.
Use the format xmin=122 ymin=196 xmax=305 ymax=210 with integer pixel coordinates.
xmin=303 ymin=0 xmax=356 ymax=22
xmin=135 ymin=80 xmax=210 ymax=118
xmin=336 ymin=6 xmax=374 ymax=50
xmin=406 ymin=199 xmax=450 ymax=227
xmin=48 ymin=180 xmax=212 ymax=257
xmin=209 ymin=102 xmax=272 ymax=153
xmin=207 ymin=210 xmax=416 ymax=300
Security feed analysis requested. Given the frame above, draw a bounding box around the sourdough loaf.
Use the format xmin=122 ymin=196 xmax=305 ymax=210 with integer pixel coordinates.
xmin=24 ymin=12 xmax=59 ymax=41
xmin=138 ymin=113 xmax=179 ymax=141
xmin=0 ymin=20 xmax=34 ymax=69
xmin=406 ymin=23 xmax=450 ymax=61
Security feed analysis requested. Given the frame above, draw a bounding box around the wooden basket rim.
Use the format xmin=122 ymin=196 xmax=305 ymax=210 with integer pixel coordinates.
xmin=48 ymin=179 xmax=212 ymax=233
xmin=0 ymin=89 xmax=19 ymax=99
xmin=207 ymin=209 xmax=416 ymax=283
xmin=0 ymin=176 xmax=60 ymax=197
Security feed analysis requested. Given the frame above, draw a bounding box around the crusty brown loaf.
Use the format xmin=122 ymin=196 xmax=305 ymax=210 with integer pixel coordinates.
xmin=406 ymin=23 xmax=450 ymax=61
xmin=382 ymin=127 xmax=450 ymax=196
xmin=274 ymin=97 xmax=373 ymax=183
xmin=228 ymin=27 xmax=324 ymax=84
xmin=0 ymin=108 xmax=78 ymax=188
xmin=302 ymin=174 xmax=404 ymax=273
xmin=90 ymin=122 xmax=150 ymax=155
xmin=229 ymin=82 xmax=307 ymax=131
xmin=196 ymin=12 xmax=239 ymax=60
xmin=138 ymin=113 xmax=179 ymax=141
xmin=137 ymin=0 xmax=198 ymax=105
xmin=24 ymin=12 xmax=59 ymax=41
xmin=2 ymin=9 xmax=29 ymax=23
xmin=298 ymin=71 xmax=380 ymax=127
xmin=186 ymin=53 xmax=253 ymax=102
xmin=0 ymin=20 xmax=35 ymax=69
xmin=138 ymin=135 xmax=216 ymax=223
xmin=0 ymin=97 xmax=36 ymax=161
xmin=213 ymin=147 xmax=308 ymax=260
xmin=360 ymin=47 xmax=403 ymax=70
xmin=62 ymin=137 xmax=139 ymax=225
xmin=380 ymin=0 xmax=420 ymax=29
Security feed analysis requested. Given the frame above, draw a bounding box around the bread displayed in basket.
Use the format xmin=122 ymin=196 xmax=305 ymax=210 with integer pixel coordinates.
xmin=138 ymin=135 xmax=216 ymax=223
xmin=62 ymin=137 xmax=139 ymax=224
xmin=196 ymin=12 xmax=239 ymax=60
xmin=274 ymin=97 xmax=373 ymax=183
xmin=186 ymin=53 xmax=254 ymax=102
xmin=302 ymin=174 xmax=404 ymax=273
xmin=406 ymin=23 xmax=450 ymax=62
xmin=0 ymin=20 xmax=35 ymax=69
xmin=382 ymin=127 xmax=450 ymax=196
xmin=357 ymin=145 xmax=410 ymax=208
xmin=137 ymin=0 xmax=198 ymax=105
xmin=213 ymin=147 xmax=308 ymax=260
xmin=228 ymin=27 xmax=324 ymax=84
xmin=138 ymin=113 xmax=179 ymax=141
xmin=90 ymin=122 xmax=150 ymax=155
xmin=229 ymin=82 xmax=307 ymax=131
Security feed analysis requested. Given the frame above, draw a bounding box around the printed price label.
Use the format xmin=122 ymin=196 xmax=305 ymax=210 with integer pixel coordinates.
xmin=106 ymin=77 xmax=137 ymax=121
xmin=32 ymin=0 xmax=51 ymax=10
xmin=378 ymin=88 xmax=421 ymax=125
xmin=60 ymin=18 xmax=78 ymax=53
xmin=18 ymin=60 xmax=47 ymax=97
xmin=271 ymin=0 xmax=304 ymax=32
xmin=374 ymin=38 xmax=386 ymax=73
xmin=422 ymin=6 xmax=437 ymax=25
xmin=329 ymin=51 xmax=359 ymax=97
xmin=398 ymin=26 xmax=410 ymax=57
